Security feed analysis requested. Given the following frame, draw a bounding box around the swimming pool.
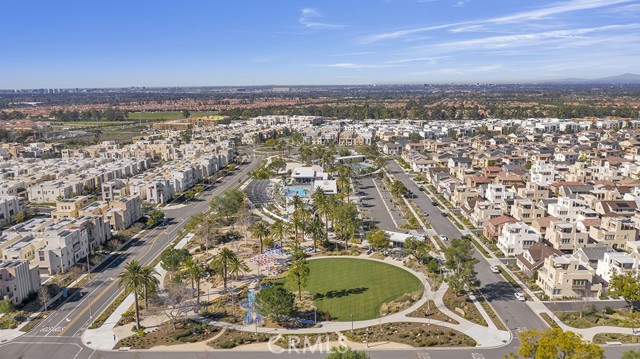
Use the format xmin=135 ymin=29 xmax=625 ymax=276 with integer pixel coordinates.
xmin=350 ymin=162 xmax=373 ymax=170
xmin=285 ymin=187 xmax=310 ymax=197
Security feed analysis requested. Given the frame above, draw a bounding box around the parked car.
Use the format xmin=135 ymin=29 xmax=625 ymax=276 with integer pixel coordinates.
xmin=514 ymin=292 xmax=527 ymax=301
xmin=490 ymin=265 xmax=500 ymax=273
xmin=439 ymin=234 xmax=448 ymax=242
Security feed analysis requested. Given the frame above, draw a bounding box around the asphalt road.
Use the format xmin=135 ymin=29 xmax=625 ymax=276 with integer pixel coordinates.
xmin=385 ymin=160 xmax=548 ymax=334
xmin=2 ymin=335 xmax=637 ymax=359
xmin=28 ymin=149 xmax=262 ymax=339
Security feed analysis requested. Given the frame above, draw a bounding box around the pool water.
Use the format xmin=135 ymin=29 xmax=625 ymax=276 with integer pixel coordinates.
xmin=286 ymin=187 xmax=310 ymax=197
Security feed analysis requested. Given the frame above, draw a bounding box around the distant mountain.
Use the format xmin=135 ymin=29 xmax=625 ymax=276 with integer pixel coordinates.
xmin=542 ymin=73 xmax=640 ymax=84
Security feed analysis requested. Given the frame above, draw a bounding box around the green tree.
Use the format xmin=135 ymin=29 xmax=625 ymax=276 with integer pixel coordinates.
xmin=404 ymin=238 xmax=430 ymax=264
xmin=181 ymin=257 xmax=204 ymax=309
xmin=146 ymin=209 xmax=165 ymax=227
xmin=444 ymin=238 xmax=479 ymax=295
xmin=365 ymin=228 xmax=389 ymax=250
xmin=212 ymin=247 xmax=237 ymax=292
xmin=333 ymin=202 xmax=361 ymax=250
xmin=326 ymin=348 xmax=369 ymax=359
xmin=210 ymin=189 xmax=245 ymax=224
xmin=287 ymin=247 xmax=310 ymax=300
xmin=256 ymin=286 xmax=295 ymax=323
xmin=609 ymin=271 xmax=640 ymax=312
xmin=250 ymin=221 xmax=270 ymax=253
xmin=11 ymin=211 xmax=27 ymax=224
xmin=0 ymin=300 xmax=16 ymax=314
xmin=160 ymin=248 xmax=191 ymax=281
xmin=118 ymin=260 xmax=153 ymax=329
xmin=510 ymin=328 xmax=603 ymax=359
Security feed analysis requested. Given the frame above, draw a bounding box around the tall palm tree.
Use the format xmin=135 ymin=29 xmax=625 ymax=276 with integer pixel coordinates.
xmin=307 ymin=215 xmax=325 ymax=252
xmin=141 ymin=266 xmax=160 ymax=312
xmin=291 ymin=208 xmax=311 ymax=242
xmin=212 ymin=248 xmax=237 ymax=292
xmin=181 ymin=257 xmax=205 ymax=309
xmin=250 ymin=221 xmax=270 ymax=254
xmin=269 ymin=219 xmax=286 ymax=248
xmin=118 ymin=260 xmax=150 ymax=329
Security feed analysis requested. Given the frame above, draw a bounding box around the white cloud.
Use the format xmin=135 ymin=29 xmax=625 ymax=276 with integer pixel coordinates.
xmin=411 ymin=23 xmax=640 ymax=52
xmin=362 ymin=0 xmax=633 ymax=43
xmin=387 ymin=56 xmax=449 ymax=64
xmin=299 ymin=8 xmax=346 ymax=29
xmin=328 ymin=51 xmax=375 ymax=57
xmin=325 ymin=63 xmax=399 ymax=69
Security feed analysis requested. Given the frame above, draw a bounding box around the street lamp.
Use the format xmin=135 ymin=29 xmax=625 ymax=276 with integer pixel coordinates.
xmin=351 ymin=314 xmax=354 ymax=332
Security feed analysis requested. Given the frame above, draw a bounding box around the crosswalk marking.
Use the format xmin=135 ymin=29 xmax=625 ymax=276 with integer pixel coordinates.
xmin=472 ymin=353 xmax=485 ymax=359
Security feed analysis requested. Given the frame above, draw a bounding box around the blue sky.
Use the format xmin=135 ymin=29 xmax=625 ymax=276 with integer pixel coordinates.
xmin=1 ymin=0 xmax=639 ymax=88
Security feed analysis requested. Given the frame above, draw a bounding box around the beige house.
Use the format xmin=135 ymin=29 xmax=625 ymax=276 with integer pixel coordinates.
xmin=51 ymin=196 xmax=91 ymax=221
xmin=536 ymin=254 xmax=603 ymax=299
xmin=589 ymin=217 xmax=638 ymax=250
xmin=545 ymin=220 xmax=589 ymax=253
xmin=511 ymin=199 xmax=546 ymax=224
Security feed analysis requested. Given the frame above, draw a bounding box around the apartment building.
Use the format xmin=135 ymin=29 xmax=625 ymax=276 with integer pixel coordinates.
xmin=146 ymin=179 xmax=174 ymax=204
xmin=536 ymin=254 xmax=603 ymax=299
xmin=28 ymin=181 xmax=81 ymax=203
xmin=589 ymin=217 xmax=638 ymax=250
xmin=107 ymin=196 xmax=143 ymax=230
xmin=38 ymin=225 xmax=89 ymax=275
xmin=545 ymin=220 xmax=589 ymax=253
xmin=0 ymin=260 xmax=40 ymax=305
xmin=0 ymin=196 xmax=25 ymax=227
xmin=497 ymin=221 xmax=541 ymax=256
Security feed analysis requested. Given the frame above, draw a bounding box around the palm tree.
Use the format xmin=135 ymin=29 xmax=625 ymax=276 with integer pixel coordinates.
xmin=251 ymin=221 xmax=270 ymax=253
xmin=295 ymin=209 xmax=311 ymax=242
xmin=212 ymin=248 xmax=237 ymax=292
xmin=270 ymin=219 xmax=287 ymax=248
xmin=181 ymin=257 xmax=205 ymax=309
xmin=118 ymin=260 xmax=148 ymax=329
xmin=307 ymin=215 xmax=325 ymax=252
xmin=141 ymin=266 xmax=160 ymax=312
xmin=229 ymin=256 xmax=249 ymax=281
xmin=290 ymin=194 xmax=304 ymax=211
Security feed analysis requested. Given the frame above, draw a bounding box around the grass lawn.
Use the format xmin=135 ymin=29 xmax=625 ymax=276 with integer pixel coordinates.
xmin=285 ymin=258 xmax=422 ymax=321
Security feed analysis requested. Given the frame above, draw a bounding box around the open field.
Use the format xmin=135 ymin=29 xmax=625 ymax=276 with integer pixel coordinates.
xmin=284 ymin=258 xmax=422 ymax=321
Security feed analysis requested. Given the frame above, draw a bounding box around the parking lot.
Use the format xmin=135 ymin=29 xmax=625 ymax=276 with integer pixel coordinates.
xmin=245 ymin=179 xmax=272 ymax=206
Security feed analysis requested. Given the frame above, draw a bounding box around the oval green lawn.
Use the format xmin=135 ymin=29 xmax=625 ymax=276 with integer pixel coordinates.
xmin=292 ymin=258 xmax=423 ymax=321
